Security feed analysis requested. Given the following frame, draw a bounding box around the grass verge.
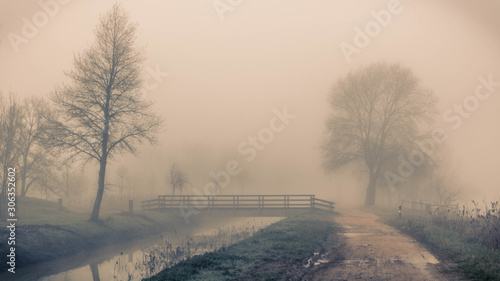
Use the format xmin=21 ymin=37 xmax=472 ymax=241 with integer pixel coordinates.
xmin=0 ymin=197 xmax=192 ymax=270
xmin=145 ymin=212 xmax=340 ymax=281
xmin=378 ymin=209 xmax=500 ymax=280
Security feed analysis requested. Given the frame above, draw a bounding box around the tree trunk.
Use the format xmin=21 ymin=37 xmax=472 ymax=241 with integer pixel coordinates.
xmin=89 ymin=263 xmax=101 ymax=281
xmin=90 ymin=107 xmax=110 ymax=222
xmin=20 ymin=154 xmax=28 ymax=197
xmin=120 ymin=177 xmax=123 ymax=200
xmin=170 ymin=186 xmax=175 ymax=207
xmin=22 ymin=180 xmax=34 ymax=197
xmin=387 ymin=189 xmax=393 ymax=207
xmin=364 ymin=172 xmax=377 ymax=206
xmin=90 ymin=157 xmax=107 ymax=221
xmin=0 ymin=167 xmax=9 ymax=220
xmin=21 ymin=180 xmax=27 ymax=197
xmin=0 ymin=191 xmax=6 ymax=220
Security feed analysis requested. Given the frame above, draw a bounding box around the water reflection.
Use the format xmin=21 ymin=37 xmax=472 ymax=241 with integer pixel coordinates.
xmin=89 ymin=263 xmax=100 ymax=281
xmin=37 ymin=217 xmax=282 ymax=281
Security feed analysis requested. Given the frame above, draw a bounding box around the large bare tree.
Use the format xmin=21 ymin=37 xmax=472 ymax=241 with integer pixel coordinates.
xmin=43 ymin=4 xmax=162 ymax=221
xmin=322 ymin=62 xmax=436 ymax=206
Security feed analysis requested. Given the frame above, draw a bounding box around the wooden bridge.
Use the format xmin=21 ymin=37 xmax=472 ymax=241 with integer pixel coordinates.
xmin=141 ymin=194 xmax=335 ymax=217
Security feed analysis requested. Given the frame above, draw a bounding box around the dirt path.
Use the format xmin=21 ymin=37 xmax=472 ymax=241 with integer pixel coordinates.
xmin=311 ymin=210 xmax=468 ymax=281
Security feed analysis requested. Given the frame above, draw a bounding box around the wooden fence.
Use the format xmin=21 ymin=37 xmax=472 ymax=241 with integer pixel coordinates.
xmin=401 ymin=200 xmax=457 ymax=212
xmin=141 ymin=194 xmax=335 ymax=213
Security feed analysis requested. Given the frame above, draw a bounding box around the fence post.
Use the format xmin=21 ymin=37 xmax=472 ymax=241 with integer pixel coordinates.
xmin=258 ymin=196 xmax=262 ymax=215
xmin=129 ymin=200 xmax=133 ymax=213
xmin=58 ymin=198 xmax=63 ymax=208
xmin=310 ymin=195 xmax=315 ymax=209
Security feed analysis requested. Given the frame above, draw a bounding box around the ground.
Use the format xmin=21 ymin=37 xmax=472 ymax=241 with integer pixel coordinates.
xmin=311 ymin=210 xmax=468 ymax=281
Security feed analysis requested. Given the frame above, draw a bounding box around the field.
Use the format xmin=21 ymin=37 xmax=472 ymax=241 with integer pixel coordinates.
xmin=13 ymin=197 xmax=88 ymax=226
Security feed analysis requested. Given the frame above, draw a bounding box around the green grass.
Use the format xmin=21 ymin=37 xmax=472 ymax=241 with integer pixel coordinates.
xmin=145 ymin=213 xmax=340 ymax=281
xmin=378 ymin=209 xmax=500 ymax=280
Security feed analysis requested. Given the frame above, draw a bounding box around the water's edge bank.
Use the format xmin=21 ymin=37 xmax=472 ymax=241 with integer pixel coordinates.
xmin=0 ymin=209 xmax=211 ymax=278
xmin=146 ymin=212 xmax=342 ymax=281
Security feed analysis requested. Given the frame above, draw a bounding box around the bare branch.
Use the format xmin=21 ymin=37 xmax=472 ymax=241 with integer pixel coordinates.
xmin=322 ymin=62 xmax=437 ymax=206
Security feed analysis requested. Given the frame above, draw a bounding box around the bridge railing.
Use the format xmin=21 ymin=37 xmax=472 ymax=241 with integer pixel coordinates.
xmin=313 ymin=198 xmax=336 ymax=212
xmin=141 ymin=194 xmax=334 ymax=213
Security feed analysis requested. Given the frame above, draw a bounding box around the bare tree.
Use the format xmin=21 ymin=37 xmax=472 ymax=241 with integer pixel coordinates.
xmin=19 ymin=151 xmax=54 ymax=197
xmin=322 ymin=62 xmax=436 ymax=206
xmin=18 ymin=96 xmax=50 ymax=197
xmin=0 ymin=93 xmax=23 ymax=219
xmin=167 ymin=163 xmax=188 ymax=196
xmin=212 ymin=178 xmax=221 ymax=196
xmin=59 ymin=163 xmax=73 ymax=203
xmin=116 ymin=165 xmax=128 ymax=199
xmin=431 ymin=172 xmax=460 ymax=207
xmin=427 ymin=150 xmax=461 ymax=207
xmin=42 ymin=4 xmax=162 ymax=221
xmin=381 ymin=147 xmax=435 ymax=204
xmin=35 ymin=166 xmax=64 ymax=200
xmin=49 ymin=163 xmax=88 ymax=208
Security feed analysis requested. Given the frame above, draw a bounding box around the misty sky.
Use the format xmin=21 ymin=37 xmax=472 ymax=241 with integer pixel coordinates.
xmin=1 ymin=0 xmax=499 ymax=205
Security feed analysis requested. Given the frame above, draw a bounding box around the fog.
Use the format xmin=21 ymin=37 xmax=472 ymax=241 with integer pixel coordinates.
xmin=1 ymin=0 xmax=499 ymax=208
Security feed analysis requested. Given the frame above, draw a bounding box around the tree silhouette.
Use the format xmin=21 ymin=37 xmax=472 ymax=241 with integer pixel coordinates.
xmin=167 ymin=163 xmax=188 ymax=196
xmin=322 ymin=62 xmax=436 ymax=206
xmin=43 ymin=4 xmax=162 ymax=221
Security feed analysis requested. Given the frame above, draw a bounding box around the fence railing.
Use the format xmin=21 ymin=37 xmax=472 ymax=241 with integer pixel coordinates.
xmin=401 ymin=200 xmax=457 ymax=212
xmin=141 ymin=194 xmax=335 ymax=213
